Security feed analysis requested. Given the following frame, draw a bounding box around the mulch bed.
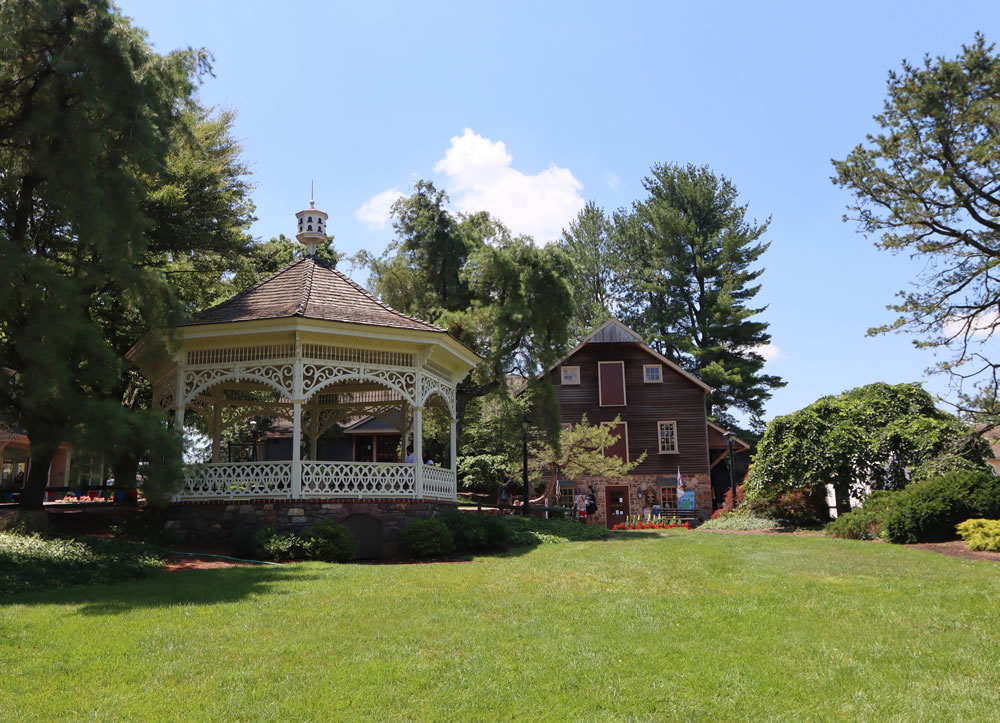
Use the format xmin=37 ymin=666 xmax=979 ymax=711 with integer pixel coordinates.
xmin=905 ymin=540 xmax=1000 ymax=562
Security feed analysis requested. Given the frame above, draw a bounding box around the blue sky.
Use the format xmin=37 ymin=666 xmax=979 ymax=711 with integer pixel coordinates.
xmin=120 ymin=0 xmax=999 ymax=422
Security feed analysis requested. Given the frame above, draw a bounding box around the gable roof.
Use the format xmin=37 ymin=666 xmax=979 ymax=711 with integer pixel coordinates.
xmin=707 ymin=421 xmax=751 ymax=452
xmin=181 ymin=255 xmax=444 ymax=333
xmin=547 ymin=319 xmax=712 ymax=394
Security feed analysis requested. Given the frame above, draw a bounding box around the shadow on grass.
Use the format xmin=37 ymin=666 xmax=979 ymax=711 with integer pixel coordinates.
xmin=4 ymin=565 xmax=321 ymax=614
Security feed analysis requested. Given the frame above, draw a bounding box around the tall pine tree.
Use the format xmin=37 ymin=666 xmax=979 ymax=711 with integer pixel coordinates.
xmin=615 ymin=163 xmax=784 ymax=427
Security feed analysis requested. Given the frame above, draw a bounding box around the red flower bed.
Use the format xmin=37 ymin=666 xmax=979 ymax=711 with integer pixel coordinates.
xmin=612 ymin=520 xmax=690 ymax=531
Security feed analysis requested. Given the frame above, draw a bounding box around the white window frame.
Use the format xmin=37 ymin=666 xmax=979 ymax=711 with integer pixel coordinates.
xmin=602 ymin=420 xmax=630 ymax=462
xmin=643 ymin=364 xmax=662 ymax=383
xmin=598 ymin=361 xmax=627 ymax=407
xmin=560 ymin=365 xmax=581 ymax=385
xmin=657 ymin=420 xmax=678 ymax=454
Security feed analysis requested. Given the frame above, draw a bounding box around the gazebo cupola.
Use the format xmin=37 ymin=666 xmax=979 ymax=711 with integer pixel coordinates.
xmin=296 ymin=197 xmax=328 ymax=256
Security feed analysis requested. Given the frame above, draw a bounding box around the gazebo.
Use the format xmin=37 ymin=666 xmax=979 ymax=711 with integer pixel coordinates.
xmin=128 ymin=199 xmax=480 ymax=546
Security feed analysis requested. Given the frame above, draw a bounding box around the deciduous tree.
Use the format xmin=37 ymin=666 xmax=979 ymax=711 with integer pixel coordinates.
xmin=832 ymin=33 xmax=1000 ymax=408
xmin=745 ymin=382 xmax=988 ymax=515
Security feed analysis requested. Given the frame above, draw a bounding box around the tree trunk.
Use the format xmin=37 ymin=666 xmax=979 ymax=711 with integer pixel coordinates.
xmin=20 ymin=449 xmax=53 ymax=510
xmin=833 ymin=481 xmax=852 ymax=517
xmin=113 ymin=453 xmax=140 ymax=506
xmin=530 ymin=462 xmax=559 ymax=505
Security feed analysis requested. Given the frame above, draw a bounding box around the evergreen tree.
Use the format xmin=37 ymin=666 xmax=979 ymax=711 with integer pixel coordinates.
xmin=0 ymin=0 xmax=228 ymax=508
xmin=615 ymin=163 xmax=784 ymax=427
xmin=559 ymin=201 xmax=616 ymax=338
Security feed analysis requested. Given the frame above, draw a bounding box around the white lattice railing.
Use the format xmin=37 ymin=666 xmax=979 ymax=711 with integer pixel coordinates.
xmin=301 ymin=461 xmax=418 ymax=498
xmin=176 ymin=461 xmax=456 ymax=501
xmin=179 ymin=462 xmax=293 ymax=500
xmin=422 ymin=465 xmax=456 ymax=501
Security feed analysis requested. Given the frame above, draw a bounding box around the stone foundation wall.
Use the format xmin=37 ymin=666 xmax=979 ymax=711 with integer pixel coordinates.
xmin=572 ymin=473 xmax=712 ymax=527
xmin=165 ymin=498 xmax=457 ymax=558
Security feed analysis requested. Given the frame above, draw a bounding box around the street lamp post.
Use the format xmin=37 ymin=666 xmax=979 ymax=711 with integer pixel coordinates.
xmin=724 ymin=431 xmax=736 ymax=510
xmin=522 ymin=415 xmax=532 ymax=517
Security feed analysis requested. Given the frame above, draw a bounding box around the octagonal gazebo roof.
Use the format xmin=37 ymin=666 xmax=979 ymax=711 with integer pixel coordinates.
xmin=182 ymin=255 xmax=444 ymax=333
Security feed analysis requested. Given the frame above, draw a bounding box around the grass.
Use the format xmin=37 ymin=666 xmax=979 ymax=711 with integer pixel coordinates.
xmin=2 ymin=531 xmax=999 ymax=720
xmin=0 ymin=532 xmax=164 ymax=599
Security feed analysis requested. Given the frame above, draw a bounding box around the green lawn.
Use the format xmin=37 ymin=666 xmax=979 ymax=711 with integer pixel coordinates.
xmin=3 ymin=531 xmax=999 ymax=720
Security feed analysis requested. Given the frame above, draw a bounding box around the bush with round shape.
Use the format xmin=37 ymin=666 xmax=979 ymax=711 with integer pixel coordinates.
xmin=883 ymin=471 xmax=1000 ymax=543
xmin=304 ymin=519 xmax=357 ymax=562
xmin=956 ymin=518 xmax=1000 ymax=551
xmin=401 ymin=518 xmax=455 ymax=557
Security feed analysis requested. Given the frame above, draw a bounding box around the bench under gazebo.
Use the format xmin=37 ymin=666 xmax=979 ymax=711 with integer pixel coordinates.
xmin=127 ymin=200 xmax=479 ymax=551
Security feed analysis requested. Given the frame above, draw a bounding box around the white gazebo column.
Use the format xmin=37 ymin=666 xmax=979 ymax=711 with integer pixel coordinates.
xmin=413 ymin=405 xmax=424 ymax=499
xmin=450 ymin=417 xmax=457 ymax=479
xmin=291 ymin=401 xmax=302 ymax=497
xmin=291 ymin=342 xmax=303 ymax=498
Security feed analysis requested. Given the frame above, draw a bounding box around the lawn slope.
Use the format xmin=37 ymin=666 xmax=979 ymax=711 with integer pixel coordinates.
xmin=2 ymin=532 xmax=998 ymax=720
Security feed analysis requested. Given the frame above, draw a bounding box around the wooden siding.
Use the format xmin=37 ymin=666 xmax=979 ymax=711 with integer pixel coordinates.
xmin=603 ymin=421 xmax=628 ymax=462
xmin=550 ymin=342 xmax=709 ymax=477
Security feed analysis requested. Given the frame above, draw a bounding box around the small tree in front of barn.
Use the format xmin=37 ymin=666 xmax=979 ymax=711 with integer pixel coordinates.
xmin=528 ymin=414 xmax=647 ymax=505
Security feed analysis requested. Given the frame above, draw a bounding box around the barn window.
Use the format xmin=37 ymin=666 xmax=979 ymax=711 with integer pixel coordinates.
xmin=658 ymin=421 xmax=678 ymax=454
xmin=598 ymin=361 xmax=626 ymax=406
xmin=560 ymin=366 xmax=580 ymax=385
xmin=643 ymin=364 xmax=662 ymax=383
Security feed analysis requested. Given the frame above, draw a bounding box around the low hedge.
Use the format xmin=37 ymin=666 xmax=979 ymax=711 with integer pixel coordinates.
xmin=956 ymin=518 xmax=1000 ymax=552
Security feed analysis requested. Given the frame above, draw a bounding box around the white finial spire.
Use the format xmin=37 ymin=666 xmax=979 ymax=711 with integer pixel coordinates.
xmin=295 ymin=190 xmax=328 ymax=256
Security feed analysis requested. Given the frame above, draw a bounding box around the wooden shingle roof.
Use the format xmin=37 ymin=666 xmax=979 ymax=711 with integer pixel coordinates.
xmin=181 ymin=256 xmax=444 ymax=332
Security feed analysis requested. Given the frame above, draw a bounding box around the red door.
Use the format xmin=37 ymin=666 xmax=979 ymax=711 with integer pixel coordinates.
xmin=605 ymin=485 xmax=630 ymax=528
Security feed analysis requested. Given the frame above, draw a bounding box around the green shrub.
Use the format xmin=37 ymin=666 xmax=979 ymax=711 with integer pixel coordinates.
xmin=304 ymin=520 xmax=357 ymax=562
xmin=256 ymin=527 xmax=311 ymax=562
xmin=0 ymin=532 xmax=164 ymax=598
xmin=883 ymin=471 xmax=1000 ymax=544
xmin=440 ymin=511 xmax=509 ymax=553
xmin=956 ymin=518 xmax=1000 ymax=552
xmin=401 ymin=518 xmax=455 ymax=557
xmin=742 ymin=488 xmax=828 ymax=526
xmin=825 ymin=491 xmax=896 ymax=540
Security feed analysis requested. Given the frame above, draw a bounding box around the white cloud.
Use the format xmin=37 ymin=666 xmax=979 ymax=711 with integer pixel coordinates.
xmin=943 ymin=310 xmax=1000 ymax=341
xmin=433 ymin=128 xmax=584 ymax=244
xmin=755 ymin=343 xmax=784 ymax=362
xmin=355 ymin=188 xmax=406 ymax=230
xmin=605 ymin=171 xmax=620 ymax=190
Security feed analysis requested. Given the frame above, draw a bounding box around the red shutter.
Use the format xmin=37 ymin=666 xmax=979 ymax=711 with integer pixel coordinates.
xmin=603 ymin=422 xmax=629 ymax=462
xmin=599 ymin=362 xmax=626 ymax=406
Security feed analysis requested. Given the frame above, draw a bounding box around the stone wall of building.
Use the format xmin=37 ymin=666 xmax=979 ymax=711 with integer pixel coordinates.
xmin=165 ymin=498 xmax=457 ymax=558
xmin=572 ymin=473 xmax=712 ymax=527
